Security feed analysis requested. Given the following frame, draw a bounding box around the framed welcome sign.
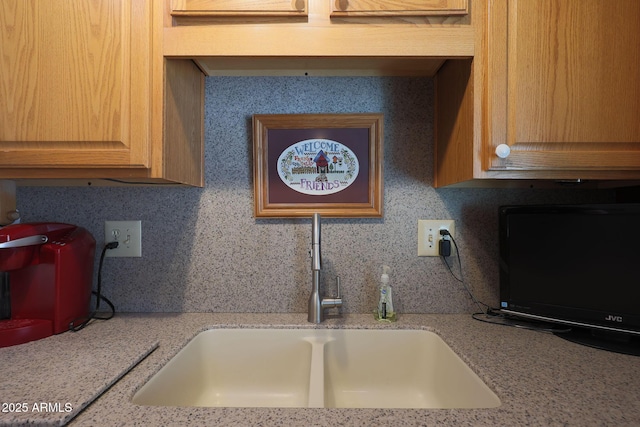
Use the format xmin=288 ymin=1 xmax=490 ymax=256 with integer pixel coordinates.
xmin=253 ymin=113 xmax=383 ymax=218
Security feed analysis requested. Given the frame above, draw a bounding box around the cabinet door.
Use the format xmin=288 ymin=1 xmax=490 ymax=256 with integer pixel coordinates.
xmin=331 ymin=0 xmax=468 ymax=16
xmin=0 ymin=0 xmax=151 ymax=169
xmin=486 ymin=0 xmax=640 ymax=172
xmin=171 ymin=0 xmax=307 ymax=16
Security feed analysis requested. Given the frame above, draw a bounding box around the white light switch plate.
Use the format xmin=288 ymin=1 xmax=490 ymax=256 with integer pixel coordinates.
xmin=104 ymin=220 xmax=142 ymax=257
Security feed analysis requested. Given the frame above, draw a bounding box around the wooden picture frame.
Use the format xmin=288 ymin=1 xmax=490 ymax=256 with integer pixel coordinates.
xmin=253 ymin=113 xmax=383 ymax=218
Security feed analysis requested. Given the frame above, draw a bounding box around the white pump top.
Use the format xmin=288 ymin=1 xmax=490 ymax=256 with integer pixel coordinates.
xmin=381 ymin=265 xmax=390 ymax=284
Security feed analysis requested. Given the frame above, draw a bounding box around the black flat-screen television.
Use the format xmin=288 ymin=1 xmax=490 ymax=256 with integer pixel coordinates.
xmin=499 ymin=203 xmax=640 ymax=356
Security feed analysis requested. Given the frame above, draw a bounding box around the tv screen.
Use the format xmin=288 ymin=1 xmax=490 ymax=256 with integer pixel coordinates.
xmin=499 ymin=203 xmax=640 ymax=355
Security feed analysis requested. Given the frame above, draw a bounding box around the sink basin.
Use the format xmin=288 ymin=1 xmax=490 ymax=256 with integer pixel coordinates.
xmin=322 ymin=329 xmax=499 ymax=409
xmin=133 ymin=329 xmax=313 ymax=408
xmin=132 ymin=328 xmax=500 ymax=409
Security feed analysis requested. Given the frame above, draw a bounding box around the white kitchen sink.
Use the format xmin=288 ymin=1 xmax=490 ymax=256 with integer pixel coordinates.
xmin=132 ymin=328 xmax=500 ymax=409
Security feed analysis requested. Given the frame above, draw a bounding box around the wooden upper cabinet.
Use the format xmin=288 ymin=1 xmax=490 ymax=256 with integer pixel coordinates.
xmin=0 ymin=0 xmax=151 ymax=169
xmin=170 ymin=0 xmax=308 ymax=16
xmin=486 ymin=0 xmax=640 ymax=173
xmin=331 ymin=0 xmax=468 ymax=16
xmin=435 ymin=0 xmax=640 ymax=187
xmin=0 ymin=0 xmax=204 ymax=186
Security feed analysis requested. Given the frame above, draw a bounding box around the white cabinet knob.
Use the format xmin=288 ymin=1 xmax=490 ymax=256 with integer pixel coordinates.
xmin=495 ymin=144 xmax=511 ymax=159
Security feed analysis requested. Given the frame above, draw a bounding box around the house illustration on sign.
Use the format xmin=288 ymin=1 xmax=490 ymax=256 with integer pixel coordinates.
xmin=314 ymin=150 xmax=330 ymax=173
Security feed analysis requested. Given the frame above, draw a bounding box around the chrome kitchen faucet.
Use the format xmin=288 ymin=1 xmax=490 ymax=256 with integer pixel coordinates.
xmin=308 ymin=213 xmax=343 ymax=323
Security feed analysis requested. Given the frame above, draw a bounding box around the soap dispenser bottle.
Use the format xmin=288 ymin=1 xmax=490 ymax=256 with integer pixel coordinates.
xmin=375 ymin=265 xmax=396 ymax=322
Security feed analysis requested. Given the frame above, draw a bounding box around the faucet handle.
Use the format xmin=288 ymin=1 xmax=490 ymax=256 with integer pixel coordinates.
xmin=321 ymin=276 xmax=343 ymax=311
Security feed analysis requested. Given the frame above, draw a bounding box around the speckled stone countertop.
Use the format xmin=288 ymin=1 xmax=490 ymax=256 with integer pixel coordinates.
xmin=0 ymin=318 xmax=158 ymax=426
xmin=3 ymin=313 xmax=640 ymax=426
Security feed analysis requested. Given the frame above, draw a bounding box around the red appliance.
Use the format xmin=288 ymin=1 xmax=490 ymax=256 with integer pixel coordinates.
xmin=0 ymin=223 xmax=95 ymax=347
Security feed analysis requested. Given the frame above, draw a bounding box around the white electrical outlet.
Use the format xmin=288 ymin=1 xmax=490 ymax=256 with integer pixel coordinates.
xmin=418 ymin=220 xmax=455 ymax=257
xmin=104 ymin=220 xmax=142 ymax=257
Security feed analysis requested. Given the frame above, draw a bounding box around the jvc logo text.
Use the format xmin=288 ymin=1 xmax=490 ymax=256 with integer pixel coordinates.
xmin=605 ymin=315 xmax=623 ymax=322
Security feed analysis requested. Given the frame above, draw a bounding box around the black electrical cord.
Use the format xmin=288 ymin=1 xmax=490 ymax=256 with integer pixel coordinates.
xmin=438 ymin=230 xmax=572 ymax=334
xmin=438 ymin=229 xmax=493 ymax=315
xmin=69 ymin=242 xmax=118 ymax=332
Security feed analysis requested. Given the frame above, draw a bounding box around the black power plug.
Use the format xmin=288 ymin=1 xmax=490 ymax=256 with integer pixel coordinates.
xmin=439 ymin=229 xmax=452 ymax=257
xmin=439 ymin=238 xmax=451 ymax=257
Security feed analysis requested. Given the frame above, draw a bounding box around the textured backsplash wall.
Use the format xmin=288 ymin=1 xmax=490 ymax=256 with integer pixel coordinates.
xmin=16 ymin=77 xmax=613 ymax=314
